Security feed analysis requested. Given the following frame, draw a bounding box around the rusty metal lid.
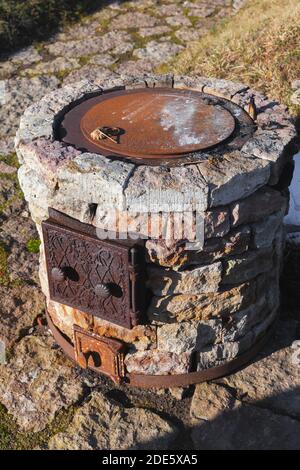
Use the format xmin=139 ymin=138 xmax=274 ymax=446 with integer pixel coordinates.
xmin=59 ymin=88 xmax=237 ymax=161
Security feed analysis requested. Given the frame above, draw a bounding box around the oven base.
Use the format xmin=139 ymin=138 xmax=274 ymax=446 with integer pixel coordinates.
xmin=46 ymin=309 xmax=275 ymax=389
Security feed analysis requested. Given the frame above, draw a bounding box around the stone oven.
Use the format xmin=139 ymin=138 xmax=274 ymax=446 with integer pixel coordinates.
xmin=15 ymin=74 xmax=296 ymax=387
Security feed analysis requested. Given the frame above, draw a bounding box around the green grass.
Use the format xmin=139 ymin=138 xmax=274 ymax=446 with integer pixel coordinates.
xmin=0 ymin=0 xmax=109 ymax=54
xmin=0 ymin=241 xmax=23 ymax=288
xmin=0 ymin=153 xmax=19 ymax=180
xmin=78 ymin=55 xmax=91 ymax=67
xmin=0 ymin=402 xmax=76 ymax=450
xmin=0 ymin=153 xmax=24 ymax=214
xmin=0 ymin=153 xmax=24 ymax=287
xmin=0 ymin=186 xmax=24 ymax=214
xmin=0 ymin=153 xmax=19 ymax=168
xmin=0 ymin=241 xmax=9 ymax=286
xmin=26 ymin=239 xmax=41 ymax=254
xmin=0 ymin=177 xmax=23 ymax=214
xmin=164 ymin=0 xmax=300 ymax=116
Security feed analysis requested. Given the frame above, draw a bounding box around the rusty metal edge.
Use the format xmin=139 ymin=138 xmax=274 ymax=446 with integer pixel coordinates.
xmin=46 ymin=308 xmax=275 ymax=389
xmin=58 ymin=88 xmax=255 ymax=167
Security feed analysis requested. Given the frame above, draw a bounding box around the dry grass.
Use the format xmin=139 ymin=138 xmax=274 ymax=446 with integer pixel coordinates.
xmin=165 ymin=0 xmax=300 ymax=115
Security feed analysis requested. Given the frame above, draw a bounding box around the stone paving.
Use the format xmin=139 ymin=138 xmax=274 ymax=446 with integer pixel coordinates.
xmin=0 ymin=0 xmax=299 ymax=450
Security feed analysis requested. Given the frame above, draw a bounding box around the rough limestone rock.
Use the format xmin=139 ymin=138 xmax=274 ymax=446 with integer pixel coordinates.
xmin=17 ymin=139 xmax=81 ymax=180
xmin=47 ymin=300 xmax=94 ymax=342
xmin=147 ymin=262 xmax=222 ymax=295
xmin=196 ymin=335 xmax=254 ymax=370
xmin=145 ymin=226 xmax=251 ymax=269
xmin=1 ymin=75 xmax=60 ymax=154
xmin=230 ymin=187 xmax=288 ymax=227
xmin=157 ymin=320 xmax=222 ymax=354
xmin=124 ymin=164 xmax=208 ymax=213
xmin=191 ymin=383 xmax=239 ymax=423
xmin=124 ymin=350 xmax=191 ymax=375
xmin=251 ymin=210 xmax=284 ymax=249
xmin=169 ymin=387 xmax=187 ymax=400
xmin=0 ymin=333 xmax=85 ymax=432
xmin=17 ymin=145 xmax=135 ymax=223
xmin=222 ymin=296 xmax=268 ymax=342
xmin=133 ymin=41 xmax=184 ymax=63
xmin=201 ymin=77 xmax=249 ymax=100
xmin=17 ymin=166 xmax=57 ymax=225
xmin=0 ymin=284 xmax=45 ymax=347
xmin=204 ymin=207 xmax=230 ymax=238
xmin=222 ymin=248 xmax=274 ymax=284
xmin=57 ymin=153 xmax=135 ymax=210
xmin=196 ymin=309 xmax=277 ymax=370
xmin=257 ymin=104 xmax=295 ymax=131
xmin=0 ymin=1 xmax=295 ymax=437
xmin=45 ymin=32 xmax=132 ymax=58
xmin=48 ymin=392 xmax=178 ymax=450
xmin=190 ymin=382 xmax=300 ymax=450
xmin=145 ymin=239 xmax=187 ymax=269
xmin=218 ymin=319 xmax=300 ymax=420
xmin=93 ymin=207 xmax=151 ymax=238
xmin=196 ymin=153 xmax=271 ymax=207
xmin=241 ymin=127 xmax=297 ymax=184
xmin=148 ymin=279 xmax=258 ymax=323
xmin=111 ymin=12 xmax=159 ymax=29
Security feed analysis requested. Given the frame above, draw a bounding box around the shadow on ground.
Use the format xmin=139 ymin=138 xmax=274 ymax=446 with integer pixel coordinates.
xmin=0 ymin=0 xmax=125 ymax=56
xmin=119 ymin=386 xmax=300 ymax=450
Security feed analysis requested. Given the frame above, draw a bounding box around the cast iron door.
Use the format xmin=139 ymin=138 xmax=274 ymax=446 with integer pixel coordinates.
xmin=42 ymin=218 xmax=143 ymax=329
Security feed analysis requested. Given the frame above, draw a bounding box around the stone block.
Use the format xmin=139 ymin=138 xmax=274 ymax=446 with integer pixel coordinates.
xmin=241 ymin=127 xmax=297 ymax=185
xmin=222 ymin=295 xmax=268 ymax=342
xmin=157 ymin=319 xmax=222 ymax=354
xmin=148 ymin=280 xmax=257 ymax=323
xmin=196 ymin=333 xmax=254 ymax=370
xmin=230 ymin=186 xmax=287 ymax=227
xmin=222 ymin=248 xmax=274 ymax=284
xmin=219 ymin=319 xmax=300 ymax=421
xmin=48 ymin=300 xmax=157 ymax=351
xmin=204 ymin=207 xmax=230 ymax=238
xmin=145 ymin=226 xmax=251 ymax=269
xmin=197 ymin=152 xmax=270 ymax=207
xmin=0 ymin=334 xmax=85 ymax=432
xmin=57 ymin=153 xmax=135 ymax=210
xmin=147 ymin=262 xmax=222 ymax=295
xmin=48 ymin=391 xmax=178 ymax=450
xmin=124 ymin=350 xmax=191 ymax=375
xmin=124 ymin=164 xmax=208 ymax=213
xmin=202 ymin=77 xmax=249 ymax=99
xmin=190 ymin=381 xmax=300 ymax=450
xmin=251 ymin=210 xmax=284 ymax=249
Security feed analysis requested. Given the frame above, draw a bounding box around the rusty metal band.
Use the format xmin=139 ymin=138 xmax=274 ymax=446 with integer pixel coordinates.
xmin=46 ymin=309 xmax=274 ymax=388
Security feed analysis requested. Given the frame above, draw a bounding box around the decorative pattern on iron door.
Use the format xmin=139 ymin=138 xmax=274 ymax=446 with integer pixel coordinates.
xmin=43 ymin=222 xmax=133 ymax=328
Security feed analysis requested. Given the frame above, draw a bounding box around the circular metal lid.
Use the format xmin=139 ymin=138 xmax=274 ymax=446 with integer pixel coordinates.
xmin=59 ymin=88 xmax=237 ymax=161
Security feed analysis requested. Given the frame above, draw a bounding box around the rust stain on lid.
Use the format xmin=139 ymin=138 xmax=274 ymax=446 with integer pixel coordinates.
xmin=81 ymin=88 xmax=235 ymax=158
xmin=59 ymin=88 xmax=239 ymax=162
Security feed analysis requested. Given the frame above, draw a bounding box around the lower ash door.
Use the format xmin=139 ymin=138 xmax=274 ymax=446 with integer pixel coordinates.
xmin=42 ymin=215 xmax=144 ymax=329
